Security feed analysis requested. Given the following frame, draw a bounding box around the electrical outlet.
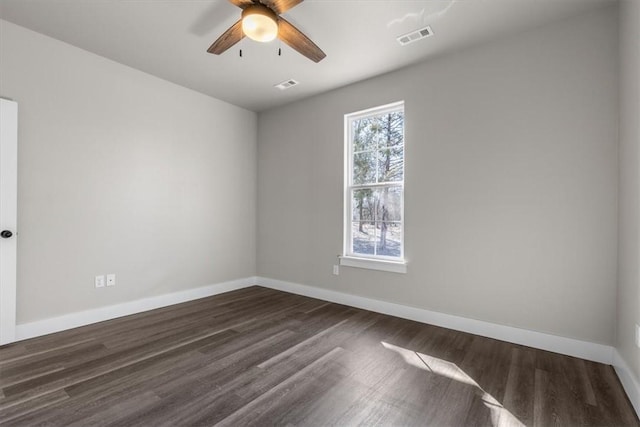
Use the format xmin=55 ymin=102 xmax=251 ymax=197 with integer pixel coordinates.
xmin=333 ymin=265 xmax=339 ymax=275
xmin=95 ymin=275 xmax=105 ymax=288
xmin=106 ymin=274 xmax=116 ymax=287
xmin=635 ymin=324 xmax=640 ymax=349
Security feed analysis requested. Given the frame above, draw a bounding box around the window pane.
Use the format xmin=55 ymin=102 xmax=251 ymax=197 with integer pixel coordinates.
xmin=352 ymin=222 xmax=375 ymax=255
xmin=377 ymin=112 xmax=404 ymax=148
xmin=370 ymin=119 xmax=386 ymax=148
xmin=377 ymin=145 xmax=403 ymax=183
xmin=352 ymin=120 xmax=376 ymax=152
xmin=353 ymin=151 xmax=376 ymax=185
xmin=352 ymin=189 xmax=374 ymax=221
xmin=376 ymin=222 xmax=402 ymax=257
xmin=373 ymin=187 xmax=402 ymax=222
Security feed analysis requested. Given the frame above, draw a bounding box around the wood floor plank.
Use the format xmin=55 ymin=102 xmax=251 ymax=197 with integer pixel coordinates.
xmin=0 ymin=389 xmax=69 ymax=425
xmin=1 ymin=342 xmax=108 ymax=384
xmin=41 ymin=351 xmax=210 ymax=426
xmin=0 ymin=286 xmax=637 ymax=426
xmin=66 ymin=391 xmax=162 ymax=427
xmin=502 ymin=347 xmax=536 ymax=425
xmin=215 ymin=347 xmax=347 ymax=427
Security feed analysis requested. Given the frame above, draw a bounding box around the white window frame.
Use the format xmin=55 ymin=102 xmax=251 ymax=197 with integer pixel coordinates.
xmin=341 ymin=101 xmax=407 ymax=274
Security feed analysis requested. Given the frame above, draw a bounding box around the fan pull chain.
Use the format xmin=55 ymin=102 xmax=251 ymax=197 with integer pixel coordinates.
xmin=278 ymin=48 xmax=281 ymax=56
xmin=239 ymin=35 xmax=245 ymax=58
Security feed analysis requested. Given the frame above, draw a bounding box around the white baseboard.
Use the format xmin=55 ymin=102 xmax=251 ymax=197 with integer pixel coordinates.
xmin=15 ymin=277 xmax=257 ymax=342
xmin=613 ymin=349 xmax=640 ymax=416
xmin=255 ymin=277 xmax=614 ymax=365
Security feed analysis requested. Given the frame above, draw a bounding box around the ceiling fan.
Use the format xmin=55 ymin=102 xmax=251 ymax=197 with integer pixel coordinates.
xmin=207 ymin=0 xmax=326 ymax=63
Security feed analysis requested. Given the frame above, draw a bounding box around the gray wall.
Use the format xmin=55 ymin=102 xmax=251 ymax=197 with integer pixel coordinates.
xmin=617 ymin=0 xmax=640 ymax=381
xmin=0 ymin=21 xmax=257 ymax=324
xmin=257 ymin=6 xmax=619 ymax=345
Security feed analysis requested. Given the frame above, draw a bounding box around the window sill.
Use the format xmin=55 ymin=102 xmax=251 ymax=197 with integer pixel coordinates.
xmin=339 ymin=256 xmax=407 ymax=274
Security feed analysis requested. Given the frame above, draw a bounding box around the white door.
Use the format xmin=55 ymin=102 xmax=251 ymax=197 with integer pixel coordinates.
xmin=0 ymin=98 xmax=17 ymax=345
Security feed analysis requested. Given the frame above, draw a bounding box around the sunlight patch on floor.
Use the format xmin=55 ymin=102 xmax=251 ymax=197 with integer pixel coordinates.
xmin=381 ymin=341 xmax=524 ymax=427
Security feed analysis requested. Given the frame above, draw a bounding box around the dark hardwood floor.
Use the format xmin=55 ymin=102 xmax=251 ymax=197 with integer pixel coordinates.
xmin=1 ymin=286 xmax=638 ymax=426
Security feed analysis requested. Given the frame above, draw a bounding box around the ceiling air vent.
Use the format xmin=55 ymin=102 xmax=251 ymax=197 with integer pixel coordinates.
xmin=397 ymin=26 xmax=434 ymax=46
xmin=274 ymin=79 xmax=300 ymax=90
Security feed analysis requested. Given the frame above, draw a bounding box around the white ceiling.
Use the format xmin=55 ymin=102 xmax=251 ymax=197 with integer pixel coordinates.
xmin=0 ymin=0 xmax=615 ymax=112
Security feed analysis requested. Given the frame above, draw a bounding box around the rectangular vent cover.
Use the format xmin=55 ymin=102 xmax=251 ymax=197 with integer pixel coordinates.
xmin=274 ymin=79 xmax=299 ymax=90
xmin=397 ymin=26 xmax=433 ymax=46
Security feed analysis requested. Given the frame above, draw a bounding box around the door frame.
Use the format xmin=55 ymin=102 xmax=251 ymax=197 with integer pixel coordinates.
xmin=1 ymin=98 xmax=18 ymax=345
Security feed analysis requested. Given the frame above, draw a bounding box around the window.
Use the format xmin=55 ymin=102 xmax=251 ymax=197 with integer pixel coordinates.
xmin=342 ymin=101 xmax=406 ymax=273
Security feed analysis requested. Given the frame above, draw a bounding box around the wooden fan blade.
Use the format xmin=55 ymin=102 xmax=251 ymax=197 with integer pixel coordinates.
xmin=261 ymin=0 xmax=302 ymax=15
xmin=227 ymin=0 xmax=254 ymax=9
xmin=207 ymin=20 xmax=245 ymax=54
xmin=278 ymin=17 xmax=326 ymax=63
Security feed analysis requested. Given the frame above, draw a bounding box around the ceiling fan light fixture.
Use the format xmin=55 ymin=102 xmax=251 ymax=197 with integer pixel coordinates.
xmin=242 ymin=4 xmax=278 ymax=42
